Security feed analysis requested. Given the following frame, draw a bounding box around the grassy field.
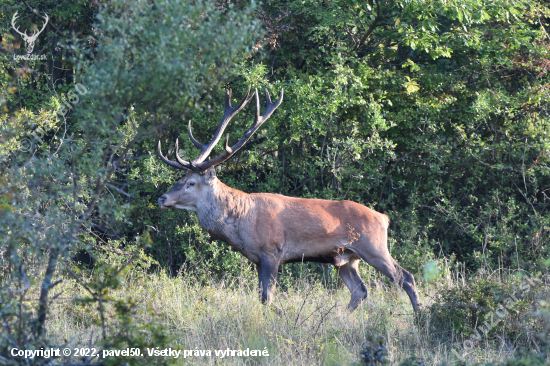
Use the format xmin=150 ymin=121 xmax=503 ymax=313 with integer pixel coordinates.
xmin=44 ymin=261 xmax=549 ymax=366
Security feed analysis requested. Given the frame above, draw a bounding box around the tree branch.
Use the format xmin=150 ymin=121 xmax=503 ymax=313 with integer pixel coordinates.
xmin=19 ymin=0 xmax=69 ymax=39
xmin=35 ymin=247 xmax=59 ymax=338
xmin=355 ymin=0 xmax=382 ymax=52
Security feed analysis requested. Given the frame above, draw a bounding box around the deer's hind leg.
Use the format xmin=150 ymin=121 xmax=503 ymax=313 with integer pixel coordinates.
xmin=337 ymin=258 xmax=368 ymax=312
xmin=391 ymin=258 xmax=420 ymax=311
xmin=353 ymin=249 xmax=420 ymax=312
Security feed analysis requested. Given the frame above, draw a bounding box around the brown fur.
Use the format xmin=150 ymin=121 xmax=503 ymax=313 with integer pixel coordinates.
xmin=158 ymin=167 xmax=420 ymax=312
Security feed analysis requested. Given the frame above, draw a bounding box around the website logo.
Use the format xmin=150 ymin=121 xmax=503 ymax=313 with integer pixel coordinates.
xmin=11 ymin=11 xmax=49 ymax=57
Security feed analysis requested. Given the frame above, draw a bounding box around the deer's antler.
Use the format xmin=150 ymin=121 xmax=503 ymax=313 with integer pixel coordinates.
xmin=11 ymin=11 xmax=26 ymax=38
xmin=158 ymin=86 xmax=283 ymax=173
xmin=29 ymin=14 xmax=49 ymax=42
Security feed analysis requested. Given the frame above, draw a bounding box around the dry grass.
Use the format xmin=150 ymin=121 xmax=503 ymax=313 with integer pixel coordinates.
xmin=44 ymin=262 xmax=548 ymax=365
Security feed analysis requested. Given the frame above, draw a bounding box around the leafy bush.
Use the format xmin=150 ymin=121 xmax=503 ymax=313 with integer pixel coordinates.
xmin=359 ymin=335 xmax=390 ymax=366
xmin=0 ymin=0 xmax=261 ymax=362
xmin=427 ymin=274 xmax=545 ymax=339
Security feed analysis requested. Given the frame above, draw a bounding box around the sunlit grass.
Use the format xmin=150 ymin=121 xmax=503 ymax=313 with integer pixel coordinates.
xmin=45 ymin=262 xmax=547 ymax=365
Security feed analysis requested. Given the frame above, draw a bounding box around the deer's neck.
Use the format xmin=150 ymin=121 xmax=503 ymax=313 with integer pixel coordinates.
xmin=195 ymin=181 xmax=252 ymax=237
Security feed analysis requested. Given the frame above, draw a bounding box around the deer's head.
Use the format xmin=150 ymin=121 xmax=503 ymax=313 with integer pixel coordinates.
xmin=157 ymin=87 xmax=283 ymax=211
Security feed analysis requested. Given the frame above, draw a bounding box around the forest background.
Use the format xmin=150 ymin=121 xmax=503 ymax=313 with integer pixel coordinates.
xmin=1 ymin=0 xmax=550 ymax=365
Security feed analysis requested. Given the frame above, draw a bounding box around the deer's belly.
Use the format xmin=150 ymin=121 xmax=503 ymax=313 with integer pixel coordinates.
xmin=281 ymin=237 xmax=357 ymax=265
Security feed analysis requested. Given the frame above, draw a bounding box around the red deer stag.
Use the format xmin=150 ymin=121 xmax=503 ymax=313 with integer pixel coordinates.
xmin=157 ymin=87 xmax=420 ymax=312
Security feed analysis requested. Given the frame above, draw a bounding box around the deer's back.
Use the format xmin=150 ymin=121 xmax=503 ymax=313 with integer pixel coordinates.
xmin=247 ymin=193 xmax=389 ymax=262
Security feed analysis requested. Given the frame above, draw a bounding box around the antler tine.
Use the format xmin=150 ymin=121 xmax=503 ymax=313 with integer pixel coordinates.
xmin=187 ymin=120 xmax=205 ymax=150
xmin=27 ymin=13 xmax=48 ymax=43
xmin=254 ymin=86 xmax=261 ymax=123
xmin=37 ymin=14 xmax=48 ymax=36
xmin=193 ymin=88 xmax=284 ymax=171
xmin=224 ymin=133 xmax=232 ymax=154
xmin=191 ymin=86 xmax=252 ymax=165
xmin=11 ymin=11 xmax=26 ymax=37
xmin=245 ymin=87 xmax=284 ymax=139
xmin=157 ymin=140 xmax=189 ymax=170
xmin=174 ymin=138 xmax=198 ymax=170
xmin=259 ymin=87 xmax=284 ymax=124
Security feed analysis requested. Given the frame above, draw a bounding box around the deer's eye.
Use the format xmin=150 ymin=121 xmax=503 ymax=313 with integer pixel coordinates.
xmin=189 ymin=182 xmax=195 ymax=187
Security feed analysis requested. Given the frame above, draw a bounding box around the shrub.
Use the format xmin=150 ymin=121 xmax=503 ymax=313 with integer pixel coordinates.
xmin=427 ymin=274 xmax=545 ymax=339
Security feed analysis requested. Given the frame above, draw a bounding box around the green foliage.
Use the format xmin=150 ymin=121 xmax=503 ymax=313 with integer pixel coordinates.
xmin=2 ymin=0 xmax=550 ymax=362
xmin=103 ymin=298 xmax=178 ymax=366
xmin=126 ymin=0 xmax=550 ymax=278
xmin=174 ymin=216 xmax=248 ymax=279
xmin=427 ymin=274 xmax=544 ymax=339
xmin=224 ymin=0 xmax=550 ymax=274
xmin=1 ymin=0 xmax=261 ymax=362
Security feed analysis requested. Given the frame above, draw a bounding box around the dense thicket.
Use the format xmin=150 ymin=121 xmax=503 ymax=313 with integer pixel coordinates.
xmin=133 ymin=0 xmax=550 ymax=275
xmin=1 ymin=0 xmax=549 ymax=361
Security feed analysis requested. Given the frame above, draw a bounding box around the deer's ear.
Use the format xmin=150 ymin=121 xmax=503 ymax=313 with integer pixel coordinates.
xmin=205 ymin=166 xmax=217 ymax=185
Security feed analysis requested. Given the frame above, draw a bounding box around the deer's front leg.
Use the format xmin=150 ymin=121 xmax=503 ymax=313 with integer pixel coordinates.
xmin=256 ymin=256 xmax=282 ymax=313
